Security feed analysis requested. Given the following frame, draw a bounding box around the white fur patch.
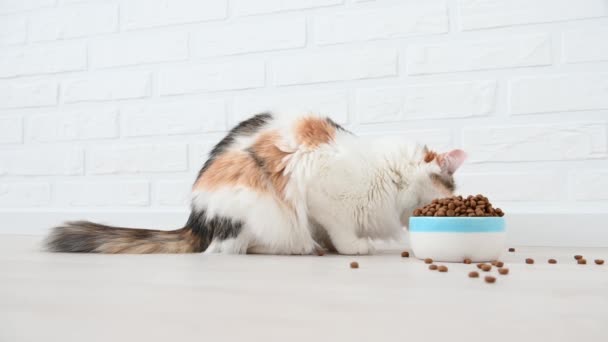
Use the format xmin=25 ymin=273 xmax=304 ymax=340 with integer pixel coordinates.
xmin=192 ymin=188 xmax=316 ymax=254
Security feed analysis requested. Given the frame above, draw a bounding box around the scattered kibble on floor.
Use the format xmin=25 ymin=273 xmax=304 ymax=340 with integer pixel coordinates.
xmin=401 ymin=251 xmax=410 ymax=258
xmin=350 ymin=261 xmax=359 ymax=269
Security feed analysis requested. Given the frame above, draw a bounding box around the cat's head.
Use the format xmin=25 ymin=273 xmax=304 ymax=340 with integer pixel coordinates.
xmin=415 ymin=147 xmax=467 ymax=207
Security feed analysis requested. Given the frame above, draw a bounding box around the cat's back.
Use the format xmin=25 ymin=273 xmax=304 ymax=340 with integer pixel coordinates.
xmin=193 ymin=112 xmax=351 ymax=200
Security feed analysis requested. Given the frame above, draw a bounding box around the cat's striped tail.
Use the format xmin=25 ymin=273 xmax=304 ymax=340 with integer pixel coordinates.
xmin=45 ymin=220 xmax=206 ymax=254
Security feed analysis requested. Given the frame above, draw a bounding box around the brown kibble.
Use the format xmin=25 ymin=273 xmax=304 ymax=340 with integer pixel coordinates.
xmin=429 ymin=264 xmax=438 ymax=270
xmin=437 ymin=265 xmax=448 ymax=272
xmin=463 ymin=258 xmax=472 ymax=264
xmin=508 ymin=248 xmax=515 ymax=252
xmin=468 ymin=271 xmax=479 ymax=278
xmin=574 ymin=255 xmax=583 ymax=260
xmin=424 ymin=258 xmax=433 ymax=264
xmin=498 ymin=268 xmax=509 ymax=275
xmin=595 ymin=259 xmax=604 ymax=265
xmin=548 ymin=259 xmax=557 ymax=264
xmin=491 ymin=261 xmax=498 ymax=266
xmin=484 ymin=276 xmax=496 ymax=284
xmin=400 ymin=251 xmax=410 ymax=258
xmin=578 ymin=259 xmax=587 ymax=265
xmin=411 ymin=195 xmax=505 ymax=218
xmin=496 ymin=261 xmax=504 ymax=268
xmin=525 ymin=258 xmax=534 ymax=264
xmin=476 ymin=263 xmax=486 ymax=269
xmin=481 ymin=264 xmax=492 ymax=272
xmin=350 ymin=261 xmax=359 ymax=269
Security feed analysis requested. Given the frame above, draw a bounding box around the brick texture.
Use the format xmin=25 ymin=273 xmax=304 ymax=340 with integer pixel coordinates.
xmin=0 ymin=0 xmax=606 ymax=220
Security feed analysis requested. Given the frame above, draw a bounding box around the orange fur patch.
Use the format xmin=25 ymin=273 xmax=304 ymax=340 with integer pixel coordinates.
xmin=251 ymin=131 xmax=291 ymax=197
xmin=295 ymin=117 xmax=336 ymax=148
xmin=424 ymin=150 xmax=437 ymax=163
xmin=194 ymin=151 xmax=267 ymax=192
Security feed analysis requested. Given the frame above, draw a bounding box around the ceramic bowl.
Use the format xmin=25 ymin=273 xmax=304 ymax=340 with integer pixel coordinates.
xmin=408 ymin=217 xmax=506 ymax=262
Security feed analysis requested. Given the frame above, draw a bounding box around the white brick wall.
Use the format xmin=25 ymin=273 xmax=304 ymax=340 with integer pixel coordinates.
xmin=458 ymin=0 xmax=608 ymax=30
xmin=356 ymin=80 xmax=496 ymax=123
xmin=190 ymin=16 xmax=306 ymax=58
xmin=0 ymin=148 xmax=83 ymax=176
xmin=158 ymin=61 xmax=265 ymax=95
xmin=61 ymin=71 xmax=151 ymax=103
xmin=406 ymin=34 xmax=552 ymax=75
xmin=0 ymin=182 xmax=50 ymax=207
xmin=0 ymin=0 xmax=607 ymax=236
xmin=314 ymin=1 xmax=448 ymax=45
xmin=0 ymin=16 xmax=27 ymax=46
xmin=0 ymin=80 xmax=57 ymax=108
xmin=86 ymin=144 xmax=188 ymax=174
xmin=26 ymin=107 xmax=119 ymax=142
xmin=0 ymin=41 xmax=87 ymax=77
xmin=233 ymin=0 xmax=342 ymax=16
xmin=28 ymin=3 xmax=118 ymax=42
xmin=121 ymin=99 xmax=227 ymax=137
xmin=563 ymin=28 xmax=608 ymax=64
xmin=89 ymin=30 xmax=188 ymax=69
xmin=120 ymin=0 xmax=227 ymax=30
xmin=272 ymin=48 xmax=397 ymax=85
xmin=0 ymin=116 xmax=23 ymax=144
xmin=55 ymin=181 xmax=150 ymax=207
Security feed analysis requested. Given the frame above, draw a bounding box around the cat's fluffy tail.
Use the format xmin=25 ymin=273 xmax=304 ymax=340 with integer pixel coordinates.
xmin=45 ymin=221 xmax=205 ymax=254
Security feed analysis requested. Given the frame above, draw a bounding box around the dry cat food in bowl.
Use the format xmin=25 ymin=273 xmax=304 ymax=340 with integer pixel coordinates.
xmin=409 ymin=195 xmax=506 ymax=263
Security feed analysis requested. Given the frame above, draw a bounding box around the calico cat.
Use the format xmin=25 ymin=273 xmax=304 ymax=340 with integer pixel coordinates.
xmin=46 ymin=113 xmax=466 ymax=255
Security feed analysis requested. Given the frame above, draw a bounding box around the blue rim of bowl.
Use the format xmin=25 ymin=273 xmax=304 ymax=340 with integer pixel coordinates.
xmin=409 ymin=217 xmax=505 ymax=233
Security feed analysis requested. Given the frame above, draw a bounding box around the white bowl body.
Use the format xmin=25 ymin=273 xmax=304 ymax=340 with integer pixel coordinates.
xmin=409 ymin=231 xmax=506 ymax=262
xmin=408 ymin=217 xmax=506 ymax=262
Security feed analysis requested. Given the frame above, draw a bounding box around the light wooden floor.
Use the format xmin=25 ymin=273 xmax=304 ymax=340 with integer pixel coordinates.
xmin=1 ymin=235 xmax=607 ymax=342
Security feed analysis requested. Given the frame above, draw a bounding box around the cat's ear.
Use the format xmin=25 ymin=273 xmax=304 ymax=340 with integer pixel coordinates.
xmin=438 ymin=149 xmax=467 ymax=175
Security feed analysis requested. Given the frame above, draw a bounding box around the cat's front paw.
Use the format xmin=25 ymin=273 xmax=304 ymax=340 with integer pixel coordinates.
xmin=336 ymin=238 xmax=373 ymax=255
